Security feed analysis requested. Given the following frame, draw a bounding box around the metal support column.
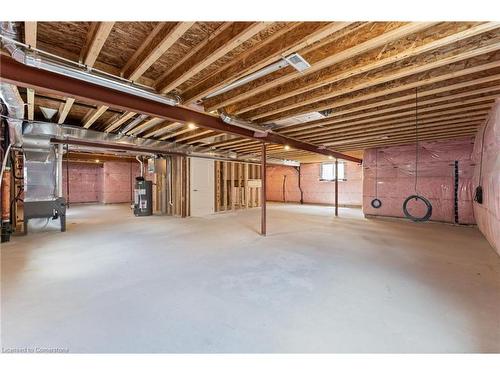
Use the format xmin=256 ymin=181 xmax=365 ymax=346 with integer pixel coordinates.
xmin=261 ymin=143 xmax=267 ymax=236
xmin=335 ymin=158 xmax=339 ymax=217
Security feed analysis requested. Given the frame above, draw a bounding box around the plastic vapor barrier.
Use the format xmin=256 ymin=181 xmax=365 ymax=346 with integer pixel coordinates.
xmin=472 ymin=100 xmax=500 ymax=255
xmin=363 ymin=137 xmax=476 ymax=224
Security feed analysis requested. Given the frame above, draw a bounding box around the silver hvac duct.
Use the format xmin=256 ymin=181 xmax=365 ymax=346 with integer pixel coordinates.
xmin=22 ymin=121 xmax=297 ymax=165
xmin=0 ymin=28 xmax=180 ymax=107
xmin=205 ymin=59 xmax=289 ymax=99
xmin=0 ymin=23 xmax=25 ymax=147
xmin=22 ymin=121 xmax=242 ymax=161
xmin=219 ymin=111 xmax=270 ymax=137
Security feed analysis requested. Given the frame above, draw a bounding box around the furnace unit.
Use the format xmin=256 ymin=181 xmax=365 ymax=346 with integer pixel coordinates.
xmin=133 ymin=177 xmax=152 ymax=216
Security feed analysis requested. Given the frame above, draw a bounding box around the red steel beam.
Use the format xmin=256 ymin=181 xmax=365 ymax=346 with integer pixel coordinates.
xmin=261 ymin=142 xmax=267 ymax=236
xmin=0 ymin=56 xmax=362 ymax=163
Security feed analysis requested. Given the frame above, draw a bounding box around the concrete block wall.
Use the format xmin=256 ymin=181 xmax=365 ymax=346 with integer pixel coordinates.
xmin=266 ymin=161 xmax=363 ymax=206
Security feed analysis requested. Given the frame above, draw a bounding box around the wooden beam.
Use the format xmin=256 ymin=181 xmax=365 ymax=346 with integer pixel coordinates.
xmin=82 ymin=105 xmax=109 ymax=129
xmin=334 ymin=129 xmax=479 ymax=151
xmin=234 ymin=22 xmax=500 ymax=117
xmin=181 ymin=22 xmax=352 ymax=103
xmin=174 ymin=129 xmax=213 ymax=143
xmin=26 ymin=88 xmax=35 ymax=120
xmin=157 ymin=22 xmax=272 ymax=94
xmin=153 ymin=24 xmax=232 ymax=89
xmin=104 ymin=111 xmax=137 ymax=132
xmin=247 ymin=38 xmax=500 ymax=122
xmin=123 ymin=22 xmax=194 ymax=81
xmin=57 ymin=97 xmax=75 ymax=124
xmin=0 ymin=55 xmax=361 ymax=163
xmin=274 ymin=72 xmax=500 ymax=135
xmin=319 ymin=119 xmax=484 ymax=145
xmin=311 ymin=115 xmax=488 ymax=144
xmin=260 ymin=57 xmax=500 ymax=125
xmin=282 ymin=86 xmax=500 ymax=138
xmin=82 ymin=22 xmax=115 ymax=67
xmin=24 ymin=22 xmax=37 ymax=47
xmin=143 ymin=122 xmax=182 ymax=138
xmin=283 ymin=97 xmax=496 ymax=139
xmin=203 ymin=22 xmax=435 ymax=111
xmin=128 ymin=117 xmax=165 ymax=136
xmin=186 ymin=131 xmax=220 ymax=144
xmin=24 ymin=22 xmax=37 ymax=121
xmin=159 ymin=126 xmax=194 ymax=140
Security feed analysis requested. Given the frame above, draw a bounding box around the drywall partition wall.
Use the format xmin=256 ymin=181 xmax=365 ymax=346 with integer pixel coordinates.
xmin=363 ymin=137 xmax=476 ymax=224
xmin=62 ymin=162 xmax=102 ymax=203
xmin=266 ymin=161 xmax=363 ymax=206
xmin=472 ymin=100 xmax=500 ymax=255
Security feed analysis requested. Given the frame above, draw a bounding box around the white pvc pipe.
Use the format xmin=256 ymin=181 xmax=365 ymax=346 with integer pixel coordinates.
xmin=57 ymin=143 xmax=63 ymax=197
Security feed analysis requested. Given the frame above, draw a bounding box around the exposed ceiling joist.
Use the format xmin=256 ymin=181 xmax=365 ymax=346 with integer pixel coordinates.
xmin=181 ymin=22 xmax=352 ymax=103
xmin=82 ymin=105 xmax=109 ymax=129
xmin=105 ymin=111 xmax=137 ymax=133
xmin=157 ymin=22 xmax=273 ymax=94
xmin=237 ymin=22 xmax=500 ymax=118
xmin=0 ymin=55 xmax=361 ymax=162
xmin=203 ymin=22 xmax=435 ymax=111
xmin=81 ymin=22 xmax=115 ymax=67
xmin=57 ymin=97 xmax=75 ymax=124
xmin=124 ymin=22 xmax=195 ymax=81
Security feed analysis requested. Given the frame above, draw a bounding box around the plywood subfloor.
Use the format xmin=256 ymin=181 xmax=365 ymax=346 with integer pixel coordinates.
xmin=1 ymin=203 xmax=499 ymax=353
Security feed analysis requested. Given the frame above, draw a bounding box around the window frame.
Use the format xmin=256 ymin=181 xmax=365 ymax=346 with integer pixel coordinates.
xmin=319 ymin=162 xmax=346 ymax=182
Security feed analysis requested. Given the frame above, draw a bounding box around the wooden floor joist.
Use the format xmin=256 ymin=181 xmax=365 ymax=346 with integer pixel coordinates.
xmin=6 ymin=21 xmax=500 ymax=157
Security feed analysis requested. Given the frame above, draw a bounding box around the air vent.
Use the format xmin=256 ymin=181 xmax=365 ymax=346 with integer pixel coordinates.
xmin=318 ymin=109 xmax=333 ymax=117
xmin=39 ymin=106 xmax=58 ymax=120
xmin=285 ymin=53 xmax=311 ymax=72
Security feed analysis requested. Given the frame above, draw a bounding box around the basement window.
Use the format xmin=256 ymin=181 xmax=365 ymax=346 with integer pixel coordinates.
xmin=320 ymin=162 xmax=345 ymax=181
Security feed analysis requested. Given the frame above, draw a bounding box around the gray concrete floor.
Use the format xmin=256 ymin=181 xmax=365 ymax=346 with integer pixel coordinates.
xmin=1 ymin=203 xmax=499 ymax=353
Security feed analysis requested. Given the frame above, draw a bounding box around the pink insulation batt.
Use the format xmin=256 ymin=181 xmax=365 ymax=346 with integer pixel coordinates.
xmin=363 ymin=137 xmax=476 ymax=224
xmin=472 ymin=99 xmax=500 ymax=255
xmin=266 ymin=161 xmax=362 ymax=206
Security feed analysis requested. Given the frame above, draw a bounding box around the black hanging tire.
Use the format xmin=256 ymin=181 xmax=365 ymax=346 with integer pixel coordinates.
xmin=371 ymin=198 xmax=382 ymax=209
xmin=403 ymin=195 xmax=432 ymax=222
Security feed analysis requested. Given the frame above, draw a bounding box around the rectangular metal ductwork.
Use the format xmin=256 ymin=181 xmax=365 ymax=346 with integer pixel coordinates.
xmin=24 ymin=149 xmax=57 ymax=202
